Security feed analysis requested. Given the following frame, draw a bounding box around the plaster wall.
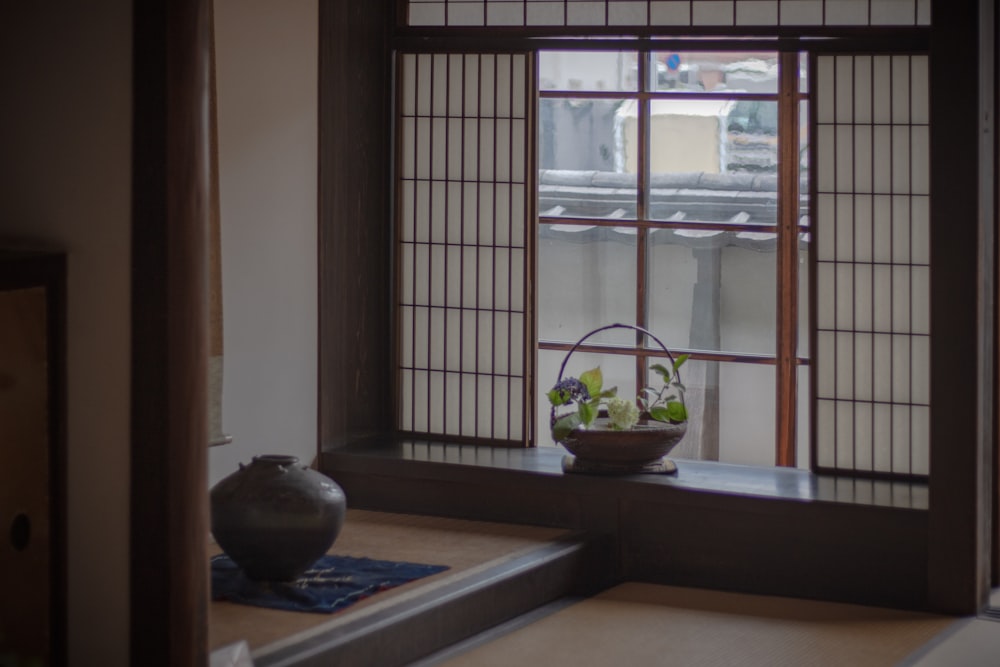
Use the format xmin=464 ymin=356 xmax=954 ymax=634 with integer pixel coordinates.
xmin=0 ymin=2 xmax=133 ymax=664
xmin=209 ymin=0 xmax=320 ymax=486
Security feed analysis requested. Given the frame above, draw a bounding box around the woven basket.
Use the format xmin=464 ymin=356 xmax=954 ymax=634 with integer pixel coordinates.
xmin=551 ymin=323 xmax=687 ymax=467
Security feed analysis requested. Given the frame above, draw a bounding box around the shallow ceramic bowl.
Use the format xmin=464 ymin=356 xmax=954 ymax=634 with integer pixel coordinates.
xmin=558 ymin=418 xmax=687 ymax=465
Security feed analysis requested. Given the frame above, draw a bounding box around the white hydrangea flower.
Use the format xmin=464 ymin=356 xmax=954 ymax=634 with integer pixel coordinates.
xmin=606 ymin=396 xmax=639 ymax=431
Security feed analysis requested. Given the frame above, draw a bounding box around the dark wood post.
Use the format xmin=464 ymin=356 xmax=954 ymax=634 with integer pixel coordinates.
xmin=927 ymin=0 xmax=994 ymax=614
xmin=130 ymin=0 xmax=212 ymax=663
xmin=319 ymin=0 xmax=395 ymax=450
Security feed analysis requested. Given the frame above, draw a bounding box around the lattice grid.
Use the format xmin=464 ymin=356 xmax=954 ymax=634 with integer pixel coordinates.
xmin=406 ymin=0 xmax=930 ymax=28
xmin=813 ymin=53 xmax=930 ymax=476
xmin=397 ymin=53 xmax=533 ymax=444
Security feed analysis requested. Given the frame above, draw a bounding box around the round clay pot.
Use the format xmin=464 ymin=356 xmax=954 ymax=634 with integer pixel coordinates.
xmin=210 ymin=454 xmax=346 ymax=581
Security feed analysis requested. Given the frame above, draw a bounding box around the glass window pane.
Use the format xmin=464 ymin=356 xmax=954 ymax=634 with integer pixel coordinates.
xmin=540 ymin=51 xmax=639 ymax=92
xmin=539 ymin=98 xmax=637 ymax=219
xmin=647 ymin=230 xmax=777 ymax=355
xmin=658 ymin=358 xmax=776 ymax=465
xmin=538 ymin=227 xmax=638 ymax=346
xmin=648 ymin=99 xmax=778 ymax=224
xmin=651 ymin=52 xmax=778 ymax=93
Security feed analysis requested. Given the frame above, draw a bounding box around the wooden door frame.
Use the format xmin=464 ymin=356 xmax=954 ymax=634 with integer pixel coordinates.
xmin=130 ymin=0 xmax=212 ymax=664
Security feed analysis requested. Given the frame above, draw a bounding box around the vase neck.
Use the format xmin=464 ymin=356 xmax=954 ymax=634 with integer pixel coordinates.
xmin=252 ymin=455 xmax=299 ymax=467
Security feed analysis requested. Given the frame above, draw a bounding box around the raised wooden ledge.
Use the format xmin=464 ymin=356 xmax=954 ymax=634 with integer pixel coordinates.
xmin=321 ymin=440 xmax=935 ymax=612
xmin=251 ymin=533 xmax=612 ymax=667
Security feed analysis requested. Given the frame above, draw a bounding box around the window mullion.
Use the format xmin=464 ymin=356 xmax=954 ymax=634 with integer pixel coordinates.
xmin=776 ymin=51 xmax=801 ymax=467
xmin=636 ymin=50 xmax=650 ymax=399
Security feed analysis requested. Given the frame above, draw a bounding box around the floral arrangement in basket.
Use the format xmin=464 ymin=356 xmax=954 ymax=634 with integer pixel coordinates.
xmin=547 ymin=323 xmax=689 ymax=444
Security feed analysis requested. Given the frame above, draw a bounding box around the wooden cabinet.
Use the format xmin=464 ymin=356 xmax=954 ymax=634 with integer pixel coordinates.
xmin=0 ymin=249 xmax=66 ymax=666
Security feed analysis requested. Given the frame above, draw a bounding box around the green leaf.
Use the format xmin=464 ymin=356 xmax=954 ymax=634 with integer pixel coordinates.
xmin=579 ymin=400 xmax=597 ymax=427
xmin=579 ymin=367 xmax=603 ymax=396
xmin=648 ymin=406 xmax=671 ymax=423
xmin=666 ymin=400 xmax=688 ymax=423
xmin=547 ymin=388 xmax=568 ymax=406
xmin=552 ymin=413 xmax=581 ymax=441
xmin=672 ymin=354 xmax=690 ymax=373
xmin=650 ymin=363 xmax=670 ymax=381
xmin=598 ymin=386 xmax=618 ymax=399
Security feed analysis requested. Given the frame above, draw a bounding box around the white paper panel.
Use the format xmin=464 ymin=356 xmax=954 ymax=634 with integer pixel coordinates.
xmin=609 ymin=1 xmax=648 ymax=24
xmin=737 ymin=0 xmax=778 ymax=24
xmin=871 ymin=198 xmax=891 ymax=262
xmin=872 ymin=57 xmax=892 ymax=124
xmin=853 ymin=401 xmax=873 ymax=468
xmin=872 ymin=402 xmax=892 ymax=469
xmin=872 ymin=126 xmax=892 ymax=194
xmin=816 ymin=126 xmax=835 ymax=193
xmin=835 ymin=194 xmax=853 ymax=261
xmin=835 ymin=57 xmax=854 ymax=123
xmin=816 ymin=195 xmax=835 ymax=260
xmin=693 ymin=1 xmax=735 ymax=25
xmin=567 ymin=1 xmax=604 ymax=24
xmin=888 ymin=195 xmax=910 ymax=263
xmin=910 ymin=197 xmax=930 ymax=264
xmin=872 ymin=265 xmax=892 ymax=332
xmin=527 ymin=2 xmax=565 ymax=24
xmin=780 ymin=0 xmax=823 ymax=24
xmin=835 ymin=126 xmax=853 ymax=191
xmin=852 ymin=56 xmax=872 ymax=124
xmin=826 ymin=0 xmax=868 ymax=25
xmin=816 ymin=399 xmax=836 ymax=468
xmin=836 ymin=332 xmax=854 ymax=400
xmin=911 ymin=126 xmax=930 ymax=195
xmin=409 ymin=3 xmax=445 ymax=25
xmin=872 ymin=333 xmax=892 ymax=401
xmin=853 ymin=195 xmax=873 ymax=262
xmin=487 ymin=0 xmax=523 ymax=25
xmin=853 ymin=332 xmax=873 ymax=401
xmin=853 ymin=126 xmax=873 ymax=193
xmin=853 ymin=265 xmax=873 ymax=332
xmin=910 ymin=405 xmax=930 ymax=474
xmin=871 ymin=0 xmax=915 ymax=24
xmin=835 ymin=400 xmax=855 ymax=468
xmin=891 ymin=56 xmax=911 ymax=125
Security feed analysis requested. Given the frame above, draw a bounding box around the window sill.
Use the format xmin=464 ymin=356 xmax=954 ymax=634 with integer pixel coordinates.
xmin=321 ymin=438 xmax=928 ymax=511
xmin=320 ymin=438 xmax=932 ymax=610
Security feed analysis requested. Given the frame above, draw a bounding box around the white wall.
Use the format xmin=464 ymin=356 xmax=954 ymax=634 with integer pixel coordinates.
xmin=0 ymin=2 xmax=133 ymax=664
xmin=209 ymin=0 xmax=319 ymax=486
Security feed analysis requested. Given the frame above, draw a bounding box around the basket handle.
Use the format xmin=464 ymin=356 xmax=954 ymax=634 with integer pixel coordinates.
xmin=555 ymin=323 xmax=683 ymax=385
xmin=550 ymin=323 xmax=686 ymax=428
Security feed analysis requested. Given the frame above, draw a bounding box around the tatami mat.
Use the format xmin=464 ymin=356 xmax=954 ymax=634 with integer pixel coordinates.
xmin=432 ymin=582 xmax=960 ymax=667
xmin=209 ymin=509 xmax=569 ymax=651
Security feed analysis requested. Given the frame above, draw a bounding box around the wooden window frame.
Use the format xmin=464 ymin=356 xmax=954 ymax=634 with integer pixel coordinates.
xmin=537 ymin=48 xmax=806 ymax=467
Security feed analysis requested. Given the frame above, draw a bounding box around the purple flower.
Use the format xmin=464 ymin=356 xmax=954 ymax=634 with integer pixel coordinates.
xmin=547 ymin=377 xmax=591 ymax=406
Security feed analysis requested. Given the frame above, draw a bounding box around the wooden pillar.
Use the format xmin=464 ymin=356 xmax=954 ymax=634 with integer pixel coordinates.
xmin=319 ymin=0 xmax=395 ymax=450
xmin=130 ymin=0 xmax=212 ymax=664
xmin=927 ymin=0 xmax=993 ymax=614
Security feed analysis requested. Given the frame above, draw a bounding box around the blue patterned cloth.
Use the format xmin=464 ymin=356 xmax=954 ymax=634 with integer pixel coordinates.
xmin=211 ymin=554 xmax=449 ymax=613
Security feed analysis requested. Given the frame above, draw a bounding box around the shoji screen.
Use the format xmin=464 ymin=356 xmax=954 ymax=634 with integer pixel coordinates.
xmin=397 ymin=53 xmax=534 ymax=444
xmin=813 ymin=54 xmax=930 ymax=477
xmin=406 ymin=0 xmax=930 ymax=27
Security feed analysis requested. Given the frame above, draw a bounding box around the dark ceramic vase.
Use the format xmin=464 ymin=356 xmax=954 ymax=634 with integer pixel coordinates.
xmin=210 ymin=454 xmax=347 ymax=581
